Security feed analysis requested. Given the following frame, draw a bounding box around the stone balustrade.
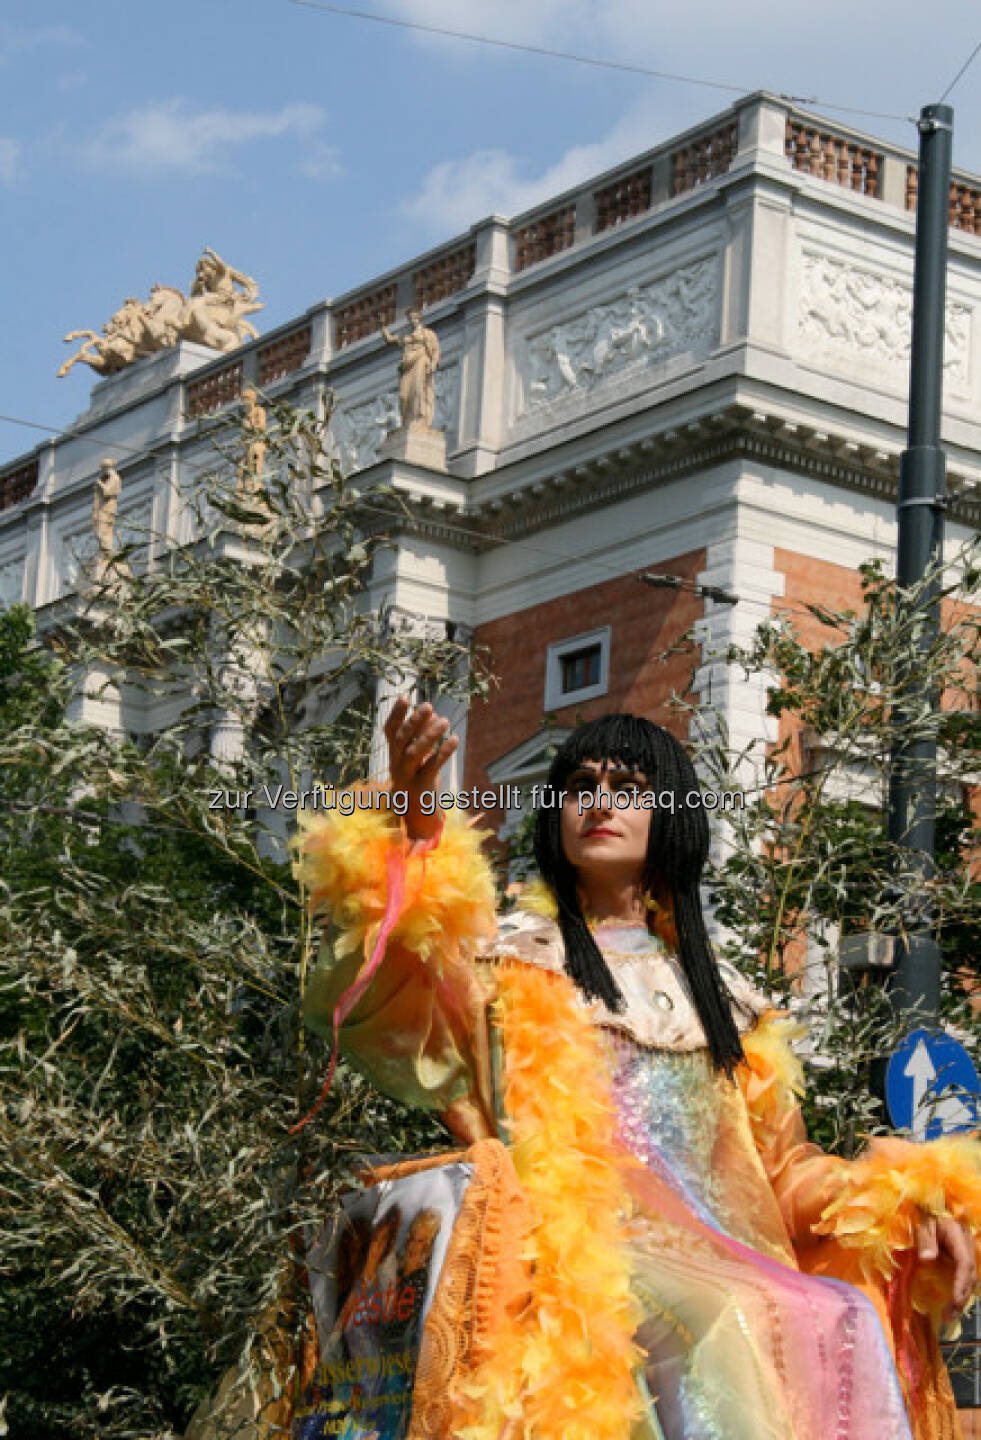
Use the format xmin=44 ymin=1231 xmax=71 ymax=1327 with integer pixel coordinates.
xmin=185 ymin=359 xmax=244 ymax=420
xmin=786 ymin=119 xmax=881 ymax=197
xmin=414 ymin=243 xmax=476 ymax=309
xmin=513 ymin=205 xmax=577 ymax=272
xmin=0 ymin=457 xmax=38 ymax=513
xmin=672 ymin=121 xmax=739 ymax=198
xmin=257 ymin=325 xmax=312 ymax=385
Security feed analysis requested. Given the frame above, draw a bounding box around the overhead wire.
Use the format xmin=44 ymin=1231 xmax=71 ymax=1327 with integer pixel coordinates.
xmin=0 ymin=402 xmax=924 ymax=628
xmin=2 ymin=430 xmax=968 ymax=819
xmin=940 ymin=39 xmax=981 ymax=102
xmin=286 ymin=0 xmax=914 ymax=124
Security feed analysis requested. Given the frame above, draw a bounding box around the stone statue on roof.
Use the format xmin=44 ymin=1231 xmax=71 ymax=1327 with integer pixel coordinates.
xmin=86 ymin=458 xmax=132 ymax=591
xmin=380 ymin=309 xmax=440 ymax=429
xmin=58 ymin=249 xmax=264 ymax=379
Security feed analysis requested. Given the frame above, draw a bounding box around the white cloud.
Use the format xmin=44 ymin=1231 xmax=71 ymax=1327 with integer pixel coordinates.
xmin=297 ymin=140 xmax=345 ymax=181
xmin=0 ymin=138 xmax=21 ymax=185
xmin=0 ymin=23 xmax=84 ymax=63
xmin=399 ymin=92 xmax=671 ymax=232
xmin=81 ymin=99 xmax=334 ymax=177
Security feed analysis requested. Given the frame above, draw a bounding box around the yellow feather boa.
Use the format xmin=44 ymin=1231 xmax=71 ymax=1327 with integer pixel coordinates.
xmin=452 ymin=963 xmax=647 ymax=1440
xmin=291 ymin=785 xmax=497 ymax=965
xmin=737 ymin=1014 xmax=981 ymax=1332
xmin=737 ymin=1010 xmax=808 ymax=1128
xmin=814 ymin=1133 xmax=981 ymax=1325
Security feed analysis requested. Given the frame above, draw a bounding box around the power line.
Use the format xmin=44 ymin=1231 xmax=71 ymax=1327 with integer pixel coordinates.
xmin=287 ymin=0 xmax=746 ymax=95
xmin=286 ymin=0 xmax=911 ymax=123
xmin=0 ymin=402 xmax=902 ymax=628
xmin=940 ymin=39 xmax=981 ymax=102
xmin=0 ymin=412 xmax=160 ymax=460
xmin=351 ymin=495 xmax=847 ymax=627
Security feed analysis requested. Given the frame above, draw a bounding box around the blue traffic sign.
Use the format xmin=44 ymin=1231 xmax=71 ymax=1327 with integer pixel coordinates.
xmin=886 ymin=1029 xmax=981 ymax=1139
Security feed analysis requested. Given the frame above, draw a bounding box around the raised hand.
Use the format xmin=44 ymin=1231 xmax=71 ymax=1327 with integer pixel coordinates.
xmin=384 ymin=696 xmax=459 ymax=841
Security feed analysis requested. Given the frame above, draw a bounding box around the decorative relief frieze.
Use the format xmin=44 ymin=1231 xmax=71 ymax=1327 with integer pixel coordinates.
xmin=799 ymin=253 xmax=971 ymax=393
xmin=0 ymin=557 xmax=24 ymax=607
xmin=329 ymin=362 xmax=460 ymax=471
xmin=329 ymin=391 xmax=398 ymax=471
xmin=433 ymin=361 xmax=460 ymax=443
xmin=516 ymin=257 xmax=720 ymax=419
xmin=62 ymin=527 xmax=99 ymax=590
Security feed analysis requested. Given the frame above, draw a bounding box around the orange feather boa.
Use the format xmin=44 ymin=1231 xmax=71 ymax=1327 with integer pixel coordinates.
xmin=450 ymin=963 xmax=647 ymax=1440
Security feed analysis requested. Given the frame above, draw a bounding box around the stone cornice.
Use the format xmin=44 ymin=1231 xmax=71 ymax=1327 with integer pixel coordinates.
xmin=370 ymin=405 xmax=978 ymax=554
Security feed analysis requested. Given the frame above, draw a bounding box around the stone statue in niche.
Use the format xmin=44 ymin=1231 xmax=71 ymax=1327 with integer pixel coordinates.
xmin=58 ymin=249 xmax=264 ymax=378
xmin=92 ymin=459 xmax=122 ymax=558
xmin=377 ymin=309 xmax=447 ymax=471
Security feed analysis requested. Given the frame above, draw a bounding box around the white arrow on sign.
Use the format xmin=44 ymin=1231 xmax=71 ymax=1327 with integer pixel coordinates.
xmin=903 ymin=1040 xmax=975 ymax=1139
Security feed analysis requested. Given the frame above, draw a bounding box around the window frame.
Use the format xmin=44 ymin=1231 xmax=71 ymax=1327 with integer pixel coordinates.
xmin=544 ymin=625 xmax=611 ymax=710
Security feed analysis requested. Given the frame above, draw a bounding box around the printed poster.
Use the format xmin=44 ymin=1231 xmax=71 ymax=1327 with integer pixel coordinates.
xmin=293 ymin=1161 xmax=473 ymax=1440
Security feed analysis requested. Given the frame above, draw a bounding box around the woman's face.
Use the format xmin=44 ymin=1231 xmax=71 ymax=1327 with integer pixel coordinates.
xmin=559 ymin=758 xmax=652 ymax=887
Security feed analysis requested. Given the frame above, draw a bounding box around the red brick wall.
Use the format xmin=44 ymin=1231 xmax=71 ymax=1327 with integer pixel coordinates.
xmin=773 ymin=548 xmax=980 ymax=986
xmin=775 ymin=545 xmax=979 ymax=809
xmin=463 ymin=548 xmax=706 ymax=830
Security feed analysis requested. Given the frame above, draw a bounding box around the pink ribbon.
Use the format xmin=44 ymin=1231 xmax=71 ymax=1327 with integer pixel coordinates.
xmin=289 ymin=824 xmax=442 ymax=1135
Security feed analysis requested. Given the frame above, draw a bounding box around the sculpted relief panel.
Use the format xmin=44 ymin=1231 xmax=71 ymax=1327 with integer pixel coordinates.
xmin=799 ymin=252 xmax=971 ymax=394
xmin=329 ymin=361 xmax=460 ymax=471
xmin=329 ymin=391 xmax=398 ymax=472
xmin=516 ymin=257 xmax=721 ymax=420
xmin=0 ymin=558 xmax=24 ymax=608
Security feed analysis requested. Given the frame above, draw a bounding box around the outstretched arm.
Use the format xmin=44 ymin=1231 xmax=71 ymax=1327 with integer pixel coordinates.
xmin=739 ymin=1016 xmax=980 ymax=1331
xmin=291 ymin=699 xmax=498 ymax=1132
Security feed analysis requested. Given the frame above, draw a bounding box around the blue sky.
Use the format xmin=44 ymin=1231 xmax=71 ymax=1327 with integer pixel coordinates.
xmin=2 ymin=1 xmax=979 ymax=466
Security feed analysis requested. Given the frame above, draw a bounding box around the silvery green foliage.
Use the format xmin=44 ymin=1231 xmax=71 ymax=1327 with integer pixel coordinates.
xmin=679 ymin=541 xmax=980 ymax=1155
xmin=0 ymin=401 xmax=483 ymax=1438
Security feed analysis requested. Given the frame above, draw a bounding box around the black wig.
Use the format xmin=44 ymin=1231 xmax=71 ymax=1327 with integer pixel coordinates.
xmin=532 ymin=713 xmax=744 ymax=1075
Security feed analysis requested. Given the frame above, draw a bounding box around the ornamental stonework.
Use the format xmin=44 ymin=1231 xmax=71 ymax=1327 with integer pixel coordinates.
xmin=58 ymin=250 xmax=262 ymax=379
xmin=798 ymin=252 xmax=971 ymax=393
xmin=516 ymin=256 xmax=720 ymax=418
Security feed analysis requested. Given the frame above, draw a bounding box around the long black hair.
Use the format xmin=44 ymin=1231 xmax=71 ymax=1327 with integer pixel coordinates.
xmin=531 ymin=713 xmax=744 ymax=1075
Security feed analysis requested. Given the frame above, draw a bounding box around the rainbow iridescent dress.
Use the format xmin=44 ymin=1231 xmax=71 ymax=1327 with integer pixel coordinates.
xmin=592 ymin=921 xmax=911 ymax=1440
xmin=291 ymin=797 xmax=980 ymax=1440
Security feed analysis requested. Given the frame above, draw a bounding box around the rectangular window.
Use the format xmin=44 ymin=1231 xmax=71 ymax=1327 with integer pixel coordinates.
xmin=561 ymin=645 xmax=601 ymax=694
xmin=545 ymin=626 xmax=611 ymax=710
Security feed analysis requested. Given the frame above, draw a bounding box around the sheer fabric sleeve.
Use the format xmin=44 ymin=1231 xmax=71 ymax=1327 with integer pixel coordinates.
xmin=737 ymin=1012 xmax=849 ymax=1246
xmin=738 ymin=1013 xmax=981 ymax=1325
xmin=291 ymin=784 xmax=500 ymax=1137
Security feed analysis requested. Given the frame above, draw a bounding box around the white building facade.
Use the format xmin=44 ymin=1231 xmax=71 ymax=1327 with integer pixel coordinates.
xmin=1 ymin=89 xmax=979 ymax=817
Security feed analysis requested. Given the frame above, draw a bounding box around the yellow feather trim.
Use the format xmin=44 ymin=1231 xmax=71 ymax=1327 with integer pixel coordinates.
xmin=736 ymin=1010 xmax=808 ymax=1132
xmin=814 ymin=1133 xmax=981 ymax=1321
xmin=514 ymin=875 xmax=558 ymax=919
xmin=291 ymin=783 xmax=498 ymax=963
xmin=514 ymin=876 xmax=679 ymax=951
xmin=451 ymin=964 xmax=646 ymax=1440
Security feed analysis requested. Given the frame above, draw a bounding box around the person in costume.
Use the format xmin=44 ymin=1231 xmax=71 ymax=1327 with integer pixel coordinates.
xmin=292 ymin=701 xmax=980 ymax=1440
